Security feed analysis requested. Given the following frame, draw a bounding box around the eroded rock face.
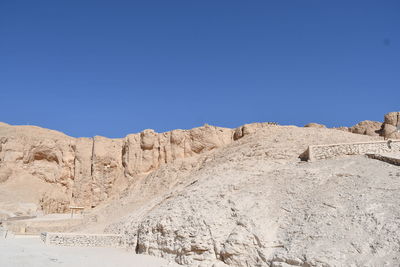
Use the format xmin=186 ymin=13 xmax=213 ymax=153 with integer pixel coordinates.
xmin=233 ymin=123 xmax=277 ymax=140
xmin=91 ymin=136 xmax=125 ymax=206
xmin=0 ymin=123 xmax=273 ymax=214
xmin=122 ymin=125 xmax=233 ymax=177
xmin=124 ymin=126 xmax=229 ymax=177
xmin=0 ymin=112 xmax=397 ymax=217
xmin=382 ymin=112 xmax=400 ymax=139
xmin=72 ymin=138 xmax=94 ymax=207
xmin=349 ymin=120 xmax=382 ymax=136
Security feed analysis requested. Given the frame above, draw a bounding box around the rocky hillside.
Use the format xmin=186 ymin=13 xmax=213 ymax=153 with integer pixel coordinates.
xmin=100 ymin=124 xmax=400 ymax=266
xmin=1 ymin=112 xmax=399 ymax=266
xmin=1 ymin=111 xmax=398 ymax=217
xmin=0 ymin=121 xmax=275 ymax=217
xmin=308 ymin=111 xmax=400 ymax=139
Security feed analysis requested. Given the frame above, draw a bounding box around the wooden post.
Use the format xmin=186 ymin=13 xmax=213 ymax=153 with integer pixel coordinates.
xmin=69 ymin=206 xmax=84 ymax=219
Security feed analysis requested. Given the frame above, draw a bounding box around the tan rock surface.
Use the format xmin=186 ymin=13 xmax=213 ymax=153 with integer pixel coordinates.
xmin=0 ymin=122 xmax=269 ymax=216
xmin=0 ymin=125 xmax=75 ymax=215
xmin=304 ymin=123 xmax=326 ymax=128
xmin=72 ymin=137 xmax=94 ymax=207
xmin=382 ymin=111 xmax=400 ymax=139
xmin=349 ymin=120 xmax=382 ymax=136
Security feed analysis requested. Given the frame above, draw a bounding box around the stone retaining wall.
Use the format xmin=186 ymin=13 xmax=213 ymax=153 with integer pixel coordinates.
xmin=302 ymin=140 xmax=400 ymax=161
xmin=366 ymin=154 xmax=400 ymax=166
xmin=41 ymin=232 xmax=124 ymax=247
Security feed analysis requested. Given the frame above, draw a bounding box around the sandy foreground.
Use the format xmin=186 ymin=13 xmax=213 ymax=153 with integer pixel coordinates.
xmin=0 ymin=236 xmax=179 ymax=267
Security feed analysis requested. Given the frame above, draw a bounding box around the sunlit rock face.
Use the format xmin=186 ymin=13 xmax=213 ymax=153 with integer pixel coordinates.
xmin=0 ymin=121 xmax=272 ymax=215
xmin=382 ymin=112 xmax=400 ymax=139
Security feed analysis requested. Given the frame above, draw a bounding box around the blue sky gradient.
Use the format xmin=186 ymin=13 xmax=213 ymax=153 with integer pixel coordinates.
xmin=1 ymin=1 xmax=399 ymax=137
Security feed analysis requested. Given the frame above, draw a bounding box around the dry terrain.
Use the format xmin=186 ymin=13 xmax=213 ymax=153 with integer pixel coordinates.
xmin=1 ymin=112 xmax=400 ymax=267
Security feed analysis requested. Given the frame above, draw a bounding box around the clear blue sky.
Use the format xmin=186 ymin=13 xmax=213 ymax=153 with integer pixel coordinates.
xmin=1 ymin=1 xmax=399 ymax=138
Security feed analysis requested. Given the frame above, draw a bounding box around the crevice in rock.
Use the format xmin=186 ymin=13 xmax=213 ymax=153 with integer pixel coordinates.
xmin=135 ymin=231 xmax=140 ymax=254
xmin=397 ymin=112 xmax=400 ymax=127
xmin=90 ymin=137 xmax=95 ymax=178
xmin=203 ymin=220 xmax=220 ymax=260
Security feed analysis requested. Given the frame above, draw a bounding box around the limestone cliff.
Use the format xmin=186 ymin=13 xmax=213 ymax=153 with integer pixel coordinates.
xmin=1 ymin=111 xmax=398 ymax=217
xmin=0 ymin=122 xmax=275 ymax=215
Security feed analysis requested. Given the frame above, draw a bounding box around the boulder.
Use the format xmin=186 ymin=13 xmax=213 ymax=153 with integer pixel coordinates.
xmin=349 ymin=120 xmax=382 ymax=136
xmin=381 ymin=112 xmax=400 ymax=139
